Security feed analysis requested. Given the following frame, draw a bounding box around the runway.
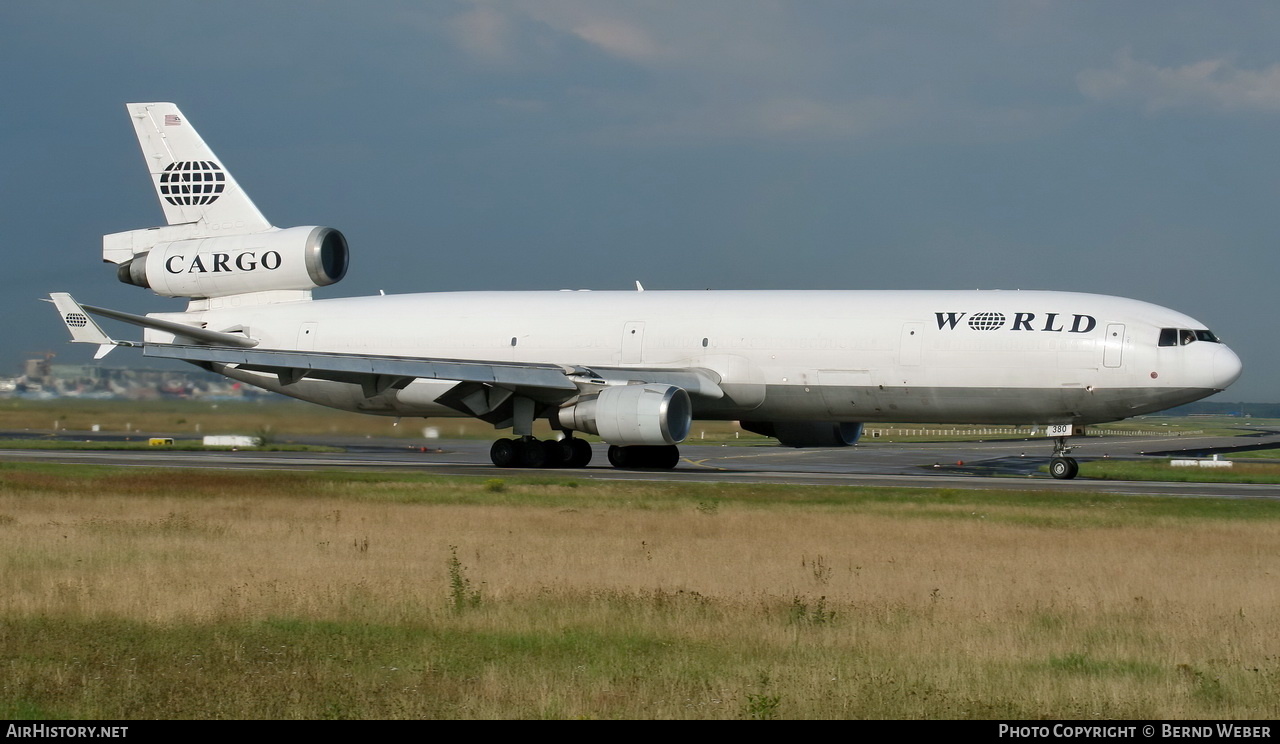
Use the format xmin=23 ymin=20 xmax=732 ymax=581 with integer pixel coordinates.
xmin=3 ymin=426 xmax=1280 ymax=499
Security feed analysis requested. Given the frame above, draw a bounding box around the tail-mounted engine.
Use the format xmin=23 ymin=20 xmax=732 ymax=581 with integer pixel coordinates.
xmin=115 ymin=225 xmax=348 ymax=299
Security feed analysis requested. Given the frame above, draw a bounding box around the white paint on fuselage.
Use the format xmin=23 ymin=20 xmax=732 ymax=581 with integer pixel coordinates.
xmin=155 ymin=289 xmax=1241 ymax=426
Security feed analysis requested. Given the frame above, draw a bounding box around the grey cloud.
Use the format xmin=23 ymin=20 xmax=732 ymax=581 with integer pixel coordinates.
xmin=1079 ymin=51 xmax=1280 ymax=113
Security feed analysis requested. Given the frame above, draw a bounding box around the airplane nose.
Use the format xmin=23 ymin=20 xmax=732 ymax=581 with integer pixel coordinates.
xmin=1213 ymin=345 xmax=1243 ymax=390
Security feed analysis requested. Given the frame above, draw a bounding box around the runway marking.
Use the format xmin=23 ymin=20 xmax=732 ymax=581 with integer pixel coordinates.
xmin=682 ymin=457 xmax=727 ymax=471
xmin=685 ymin=448 xmax=835 ymax=464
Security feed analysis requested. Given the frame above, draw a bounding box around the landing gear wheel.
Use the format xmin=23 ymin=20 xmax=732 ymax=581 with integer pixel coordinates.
xmin=607 ymin=444 xmax=680 ymax=470
xmin=566 ymin=438 xmax=593 ymax=468
xmin=647 ymin=445 xmax=680 ymax=470
xmin=544 ymin=439 xmax=574 ymax=468
xmin=489 ymin=438 xmax=517 ymax=468
xmin=1049 ymin=456 xmax=1079 ymax=480
xmin=516 ymin=438 xmax=550 ymax=469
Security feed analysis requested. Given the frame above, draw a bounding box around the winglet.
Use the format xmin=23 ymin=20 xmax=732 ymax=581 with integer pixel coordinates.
xmin=48 ymin=293 xmax=121 ymax=359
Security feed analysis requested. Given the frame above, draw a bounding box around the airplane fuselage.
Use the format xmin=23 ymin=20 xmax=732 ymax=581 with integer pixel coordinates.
xmin=154 ymin=288 xmax=1241 ymax=427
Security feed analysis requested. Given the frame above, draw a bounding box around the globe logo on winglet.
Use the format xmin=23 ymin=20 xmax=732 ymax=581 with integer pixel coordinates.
xmin=159 ymin=161 xmax=226 ymax=206
xmin=967 ymin=312 xmax=1006 ymax=331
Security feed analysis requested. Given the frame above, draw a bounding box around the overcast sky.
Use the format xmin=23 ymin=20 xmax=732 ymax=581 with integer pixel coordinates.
xmin=3 ymin=1 xmax=1278 ymax=401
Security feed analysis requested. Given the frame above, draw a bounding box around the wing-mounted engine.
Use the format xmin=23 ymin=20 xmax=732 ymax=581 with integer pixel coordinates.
xmin=115 ymin=225 xmax=348 ymax=299
xmin=741 ymin=420 xmax=864 ymax=447
xmin=558 ymin=384 xmax=692 ymax=446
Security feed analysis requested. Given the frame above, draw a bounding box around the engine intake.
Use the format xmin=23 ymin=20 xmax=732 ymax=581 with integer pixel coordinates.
xmin=558 ymin=384 xmax=692 ymax=446
xmin=117 ymin=225 xmax=348 ymax=298
xmin=740 ymin=420 xmax=864 ymax=447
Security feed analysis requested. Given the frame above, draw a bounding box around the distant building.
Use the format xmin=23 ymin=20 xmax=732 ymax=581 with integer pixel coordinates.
xmin=6 ymin=357 xmax=265 ymax=400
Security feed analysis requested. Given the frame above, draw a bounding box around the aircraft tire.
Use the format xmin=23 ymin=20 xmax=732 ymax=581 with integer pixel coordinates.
xmin=647 ymin=445 xmax=680 ymax=469
xmin=606 ymin=444 xmax=679 ymax=470
xmin=516 ymin=439 xmax=550 ymax=468
xmin=543 ymin=439 xmax=573 ymax=467
xmin=566 ymin=438 xmax=593 ymax=468
xmin=1049 ymin=456 xmax=1079 ymax=480
xmin=490 ymin=438 xmax=518 ymax=468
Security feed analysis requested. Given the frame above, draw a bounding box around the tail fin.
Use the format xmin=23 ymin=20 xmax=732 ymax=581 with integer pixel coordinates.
xmin=126 ymin=102 xmax=270 ymax=233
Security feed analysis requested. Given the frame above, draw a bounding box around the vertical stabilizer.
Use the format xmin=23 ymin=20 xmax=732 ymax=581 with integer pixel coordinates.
xmin=127 ymin=102 xmax=271 ymax=234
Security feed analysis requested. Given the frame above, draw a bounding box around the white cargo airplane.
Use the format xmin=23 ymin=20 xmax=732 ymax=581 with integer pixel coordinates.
xmin=51 ymin=103 xmax=1242 ymax=478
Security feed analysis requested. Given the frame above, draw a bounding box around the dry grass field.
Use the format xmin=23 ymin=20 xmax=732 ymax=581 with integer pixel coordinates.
xmin=2 ymin=464 xmax=1278 ymax=719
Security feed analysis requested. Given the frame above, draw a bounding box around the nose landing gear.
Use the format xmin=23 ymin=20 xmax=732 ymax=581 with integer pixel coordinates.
xmin=1049 ymin=435 xmax=1079 ymax=480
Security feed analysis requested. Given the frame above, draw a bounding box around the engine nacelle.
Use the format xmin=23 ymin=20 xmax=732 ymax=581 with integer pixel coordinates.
xmin=740 ymin=420 xmax=864 ymax=447
xmin=117 ymin=226 xmax=348 ymax=299
xmin=558 ymin=384 xmax=692 ymax=446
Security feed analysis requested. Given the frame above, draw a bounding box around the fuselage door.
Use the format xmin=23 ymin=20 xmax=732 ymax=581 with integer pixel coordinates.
xmin=621 ymin=321 xmax=645 ymax=364
xmin=1103 ymin=323 xmax=1125 ymax=368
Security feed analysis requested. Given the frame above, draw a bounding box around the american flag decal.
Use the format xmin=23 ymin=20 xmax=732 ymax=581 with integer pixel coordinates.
xmin=165 ymin=114 xmax=182 ymax=126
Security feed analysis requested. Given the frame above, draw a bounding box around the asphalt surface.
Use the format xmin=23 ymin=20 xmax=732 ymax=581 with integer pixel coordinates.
xmin=3 ymin=426 xmax=1280 ymax=499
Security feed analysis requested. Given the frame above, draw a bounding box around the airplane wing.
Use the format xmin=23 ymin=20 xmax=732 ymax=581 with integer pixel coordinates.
xmin=141 ymin=344 xmax=724 ymax=400
xmin=50 ymin=293 xmax=723 ymax=422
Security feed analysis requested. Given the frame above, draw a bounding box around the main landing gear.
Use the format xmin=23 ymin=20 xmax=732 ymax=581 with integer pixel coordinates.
xmin=490 ymin=436 xmax=593 ymax=469
xmin=606 ymin=444 xmax=680 ymax=469
xmin=487 ymin=436 xmax=682 ymax=470
xmin=483 ymin=393 xmax=682 ymax=470
xmin=1049 ymin=436 xmax=1079 ymax=480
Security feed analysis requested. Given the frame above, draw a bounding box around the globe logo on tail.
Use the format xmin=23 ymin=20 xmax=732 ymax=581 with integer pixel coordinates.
xmin=159 ymin=161 xmax=226 ymax=206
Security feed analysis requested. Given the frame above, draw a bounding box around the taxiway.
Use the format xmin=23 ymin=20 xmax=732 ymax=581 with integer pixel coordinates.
xmin=3 ymin=426 xmax=1279 ymax=500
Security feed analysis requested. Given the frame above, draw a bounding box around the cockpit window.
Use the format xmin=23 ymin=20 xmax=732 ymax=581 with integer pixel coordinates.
xmin=1159 ymin=328 xmax=1220 ymax=346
